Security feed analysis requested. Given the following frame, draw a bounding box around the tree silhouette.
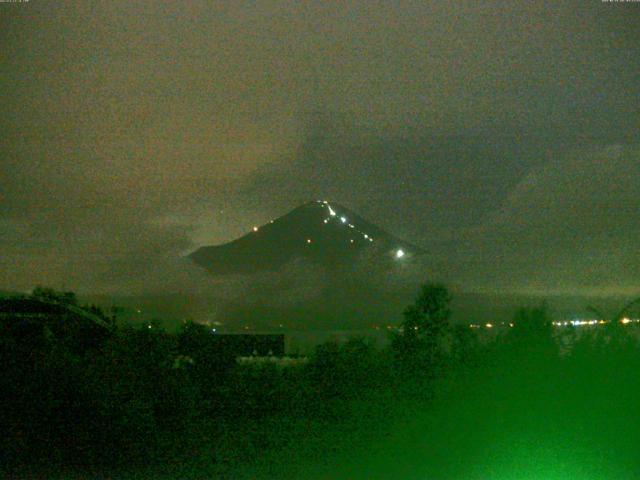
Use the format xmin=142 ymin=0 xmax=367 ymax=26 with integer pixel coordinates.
xmin=31 ymin=286 xmax=78 ymax=306
xmin=509 ymin=304 xmax=552 ymax=342
xmin=392 ymin=283 xmax=452 ymax=373
xmin=402 ymin=283 xmax=451 ymax=339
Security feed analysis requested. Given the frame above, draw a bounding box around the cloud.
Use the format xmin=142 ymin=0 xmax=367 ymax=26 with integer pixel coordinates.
xmin=459 ymin=144 xmax=640 ymax=293
xmin=0 ymin=1 xmax=638 ymax=294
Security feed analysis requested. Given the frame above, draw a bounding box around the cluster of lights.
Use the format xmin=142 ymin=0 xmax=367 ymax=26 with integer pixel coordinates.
xmin=247 ymin=200 xmax=407 ymax=256
xmin=317 ymin=200 xmax=386 ymax=249
xmin=552 ymin=317 xmax=640 ymax=327
xmin=469 ymin=322 xmax=514 ymax=329
xmin=553 ymin=320 xmax=604 ymax=327
xmin=468 ymin=318 xmax=640 ymax=330
xmin=372 ymin=325 xmax=404 ymax=331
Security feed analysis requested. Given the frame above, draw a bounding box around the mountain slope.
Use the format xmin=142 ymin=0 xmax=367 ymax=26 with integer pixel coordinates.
xmin=188 ymin=200 xmax=425 ymax=275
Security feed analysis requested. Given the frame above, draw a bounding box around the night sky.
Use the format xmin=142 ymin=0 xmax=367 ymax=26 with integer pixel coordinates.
xmin=1 ymin=1 xmax=639 ymax=295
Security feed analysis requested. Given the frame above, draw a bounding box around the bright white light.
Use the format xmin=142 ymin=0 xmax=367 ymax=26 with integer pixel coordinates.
xmin=486 ymin=323 xmax=493 ymax=328
xmin=349 ymin=224 xmax=354 ymax=228
xmin=252 ymin=226 xmax=259 ymax=232
xmin=622 ymin=317 xmax=631 ymax=324
xmin=364 ymin=234 xmax=368 ymax=239
xmin=340 ymin=216 xmax=347 ymax=223
xmin=323 ymin=219 xmax=328 ymax=224
xmin=328 ymin=206 xmax=336 ymax=216
xmin=350 ymin=239 xmax=354 ymax=243
xmin=306 ymin=238 xmax=312 ymax=244
xmin=395 ymin=249 xmax=405 ymax=258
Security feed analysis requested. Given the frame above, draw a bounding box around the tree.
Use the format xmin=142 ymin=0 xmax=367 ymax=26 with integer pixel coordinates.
xmin=392 ymin=283 xmax=452 ymax=373
xmin=31 ymin=286 xmax=78 ymax=306
xmin=504 ymin=304 xmax=557 ymax=361
xmin=509 ymin=304 xmax=552 ymax=343
xmin=402 ymin=283 xmax=451 ymax=340
xmin=450 ymin=323 xmax=481 ymax=368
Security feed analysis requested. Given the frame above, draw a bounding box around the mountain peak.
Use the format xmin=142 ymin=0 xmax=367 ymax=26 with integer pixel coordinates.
xmin=189 ymin=201 xmax=425 ymax=275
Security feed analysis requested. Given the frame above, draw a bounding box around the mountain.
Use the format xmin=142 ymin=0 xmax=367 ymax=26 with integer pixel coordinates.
xmin=188 ymin=200 xmax=426 ymax=275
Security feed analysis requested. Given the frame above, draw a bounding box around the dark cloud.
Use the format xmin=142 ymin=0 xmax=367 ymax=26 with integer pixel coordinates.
xmin=0 ymin=1 xmax=638 ymax=294
xmin=460 ymin=144 xmax=640 ymax=294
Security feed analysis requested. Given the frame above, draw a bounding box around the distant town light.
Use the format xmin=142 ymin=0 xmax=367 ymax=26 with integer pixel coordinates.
xmin=622 ymin=317 xmax=631 ymax=324
xmin=395 ymin=249 xmax=405 ymax=258
xmin=486 ymin=323 xmax=493 ymax=328
xmin=307 ymin=238 xmax=312 ymax=244
xmin=350 ymin=239 xmax=354 ymax=243
xmin=323 ymin=219 xmax=329 ymax=224
xmin=328 ymin=206 xmax=337 ymax=216
xmin=340 ymin=216 xmax=347 ymax=223
xmin=252 ymin=226 xmax=259 ymax=232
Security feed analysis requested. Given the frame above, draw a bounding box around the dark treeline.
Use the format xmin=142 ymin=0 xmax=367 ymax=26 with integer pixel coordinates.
xmin=2 ymin=285 xmax=640 ymax=479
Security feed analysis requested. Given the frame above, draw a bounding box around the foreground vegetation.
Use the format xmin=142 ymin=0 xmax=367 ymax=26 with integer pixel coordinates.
xmin=2 ymin=285 xmax=640 ymax=479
